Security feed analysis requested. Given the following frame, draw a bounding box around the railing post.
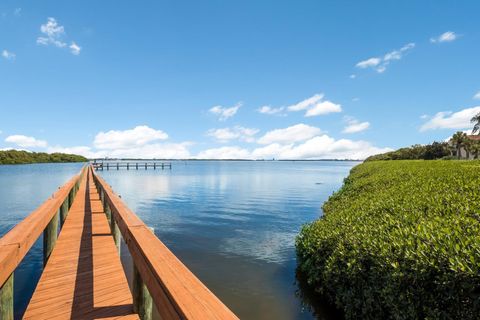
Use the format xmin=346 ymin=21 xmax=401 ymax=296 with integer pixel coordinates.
xmin=43 ymin=211 xmax=59 ymax=265
xmin=133 ymin=264 xmax=152 ymax=320
xmin=112 ymin=221 xmax=121 ymax=254
xmin=0 ymin=273 xmax=13 ymax=320
xmin=68 ymin=189 xmax=74 ymax=209
xmin=60 ymin=198 xmax=69 ymax=226
xmin=105 ymin=202 xmax=112 ymax=223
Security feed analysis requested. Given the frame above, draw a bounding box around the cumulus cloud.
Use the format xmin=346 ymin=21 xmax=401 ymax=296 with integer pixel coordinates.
xmin=355 ymin=43 xmax=415 ymax=73
xmin=420 ymin=106 xmax=480 ymax=131
xmin=286 ymin=93 xmax=341 ymax=117
xmin=198 ymin=135 xmax=390 ymax=160
xmin=257 ymin=105 xmax=285 ymax=115
xmin=430 ymin=31 xmax=457 ymax=43
xmin=342 ymin=118 xmax=370 ymax=133
xmin=209 ymin=103 xmax=241 ymax=121
xmin=255 ymin=135 xmax=391 ymax=160
xmin=257 ymin=124 xmax=322 ymax=144
xmin=37 ymin=17 xmax=80 ymax=55
xmin=287 ymin=94 xmax=324 ymax=112
xmin=356 ymin=57 xmax=381 ymax=69
xmin=5 ymin=135 xmax=48 ymax=148
xmin=305 ymin=101 xmax=342 ymax=117
xmin=94 ymin=125 xmax=168 ymax=150
xmin=196 ymin=146 xmax=250 ymax=159
xmin=473 ymin=91 xmax=480 ymax=100
xmin=207 ymin=126 xmax=259 ymax=143
xmin=2 ymin=50 xmax=16 ymax=60
xmin=69 ymin=42 xmax=81 ymax=55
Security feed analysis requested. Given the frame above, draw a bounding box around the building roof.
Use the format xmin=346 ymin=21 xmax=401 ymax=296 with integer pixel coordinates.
xmin=467 ymin=135 xmax=480 ymax=141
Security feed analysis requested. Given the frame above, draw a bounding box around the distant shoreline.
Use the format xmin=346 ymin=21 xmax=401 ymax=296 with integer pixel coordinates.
xmin=89 ymin=158 xmax=364 ymax=162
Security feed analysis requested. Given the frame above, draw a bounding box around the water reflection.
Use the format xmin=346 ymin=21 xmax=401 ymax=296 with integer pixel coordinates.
xmin=99 ymin=160 xmax=358 ymax=319
xmin=0 ymin=161 xmax=357 ymax=319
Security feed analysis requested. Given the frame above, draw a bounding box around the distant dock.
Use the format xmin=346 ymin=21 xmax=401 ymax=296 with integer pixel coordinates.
xmin=92 ymin=161 xmax=172 ymax=170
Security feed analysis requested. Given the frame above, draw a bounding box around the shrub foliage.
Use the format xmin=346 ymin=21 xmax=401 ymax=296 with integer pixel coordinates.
xmin=0 ymin=150 xmax=87 ymax=164
xmin=296 ymin=160 xmax=480 ymax=319
xmin=365 ymin=142 xmax=451 ymax=161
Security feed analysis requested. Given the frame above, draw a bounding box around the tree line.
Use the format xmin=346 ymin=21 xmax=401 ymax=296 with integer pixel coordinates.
xmin=0 ymin=150 xmax=87 ymax=165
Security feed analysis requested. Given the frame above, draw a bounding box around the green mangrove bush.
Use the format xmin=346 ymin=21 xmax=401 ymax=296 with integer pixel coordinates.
xmin=0 ymin=150 xmax=87 ymax=164
xmin=296 ymin=160 xmax=480 ymax=319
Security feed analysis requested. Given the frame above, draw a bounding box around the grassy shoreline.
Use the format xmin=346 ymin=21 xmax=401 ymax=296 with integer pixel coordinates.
xmin=296 ymin=160 xmax=480 ymax=319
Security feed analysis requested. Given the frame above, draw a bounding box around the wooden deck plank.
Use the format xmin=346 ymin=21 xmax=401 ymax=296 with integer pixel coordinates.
xmin=23 ymin=170 xmax=139 ymax=320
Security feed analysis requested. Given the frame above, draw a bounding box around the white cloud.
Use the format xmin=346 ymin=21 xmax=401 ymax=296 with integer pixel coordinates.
xmin=342 ymin=118 xmax=370 ymax=133
xmin=69 ymin=42 xmax=81 ymax=55
xmin=209 ymin=103 xmax=241 ymax=121
xmin=285 ymin=93 xmax=341 ymax=117
xmin=356 ymin=57 xmax=381 ymax=69
xmin=356 ymin=43 xmax=415 ymax=73
xmin=47 ymin=145 xmax=99 ymax=158
xmin=196 ymin=146 xmax=250 ymax=159
xmin=197 ymin=135 xmax=391 ymax=160
xmin=305 ymin=100 xmax=342 ymax=117
xmin=257 ymin=105 xmax=285 ymax=115
xmin=287 ymin=94 xmax=324 ymax=111
xmin=255 ymin=136 xmax=390 ymax=160
xmin=37 ymin=17 xmax=80 ymax=55
xmin=257 ymin=124 xmax=322 ymax=145
xmin=349 ymin=74 xmax=356 ymax=79
xmin=420 ymin=106 xmax=480 ymax=131
xmin=5 ymin=135 xmax=48 ymax=148
xmin=473 ymin=91 xmax=480 ymax=100
xmin=430 ymin=31 xmax=457 ymax=43
xmin=93 ymin=125 xmax=168 ymax=149
xmin=207 ymin=126 xmax=259 ymax=143
xmin=2 ymin=50 xmax=15 ymax=60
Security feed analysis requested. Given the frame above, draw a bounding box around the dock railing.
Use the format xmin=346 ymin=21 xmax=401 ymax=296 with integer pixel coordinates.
xmin=91 ymin=165 xmax=238 ymax=319
xmin=0 ymin=166 xmax=86 ymax=319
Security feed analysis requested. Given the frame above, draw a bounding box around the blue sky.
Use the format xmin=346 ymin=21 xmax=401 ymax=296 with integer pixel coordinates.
xmin=1 ymin=1 xmax=479 ymax=159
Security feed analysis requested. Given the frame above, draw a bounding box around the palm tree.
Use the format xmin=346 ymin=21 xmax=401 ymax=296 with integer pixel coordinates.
xmin=450 ymin=131 xmax=468 ymax=159
xmin=470 ymin=141 xmax=480 ymax=159
xmin=471 ymin=112 xmax=480 ymax=134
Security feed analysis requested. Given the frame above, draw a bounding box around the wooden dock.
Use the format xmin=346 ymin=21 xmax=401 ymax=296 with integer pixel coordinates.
xmin=92 ymin=162 xmax=172 ymax=171
xmin=0 ymin=166 xmax=238 ymax=320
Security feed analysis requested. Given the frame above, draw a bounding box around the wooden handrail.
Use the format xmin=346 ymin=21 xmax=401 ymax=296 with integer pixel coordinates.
xmin=91 ymin=166 xmax=239 ymax=320
xmin=0 ymin=166 xmax=86 ymax=287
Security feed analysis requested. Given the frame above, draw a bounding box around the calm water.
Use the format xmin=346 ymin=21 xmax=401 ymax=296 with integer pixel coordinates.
xmin=0 ymin=161 xmax=357 ymax=319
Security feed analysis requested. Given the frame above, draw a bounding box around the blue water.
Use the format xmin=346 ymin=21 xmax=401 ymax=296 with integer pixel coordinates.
xmin=0 ymin=160 xmax=357 ymax=319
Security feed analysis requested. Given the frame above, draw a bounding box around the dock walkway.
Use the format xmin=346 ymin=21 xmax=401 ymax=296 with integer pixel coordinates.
xmin=23 ymin=169 xmax=137 ymax=320
xmin=0 ymin=165 xmax=238 ymax=320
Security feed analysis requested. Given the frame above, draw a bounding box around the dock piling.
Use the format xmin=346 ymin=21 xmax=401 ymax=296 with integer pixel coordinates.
xmin=43 ymin=212 xmax=59 ymax=265
xmin=0 ymin=273 xmax=13 ymax=320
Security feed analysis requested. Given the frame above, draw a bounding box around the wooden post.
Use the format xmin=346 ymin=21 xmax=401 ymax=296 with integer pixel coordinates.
xmin=107 ymin=163 xmax=109 ymax=170
xmin=0 ymin=273 xmax=13 ymax=320
xmin=60 ymin=198 xmax=69 ymax=226
xmin=133 ymin=264 xmax=152 ymax=320
xmin=112 ymin=220 xmax=121 ymax=254
xmin=68 ymin=189 xmax=74 ymax=209
xmin=136 ymin=163 xmax=138 ymax=170
xmin=145 ymin=163 xmax=147 ymax=170
xmin=43 ymin=212 xmax=59 ymax=265
xmin=127 ymin=163 xmax=129 ymax=170
xmin=153 ymin=163 xmax=156 ymax=170
xmin=105 ymin=202 xmax=112 ymax=224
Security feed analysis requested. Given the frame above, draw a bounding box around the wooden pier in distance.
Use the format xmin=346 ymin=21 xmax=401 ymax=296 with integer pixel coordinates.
xmin=92 ymin=162 xmax=172 ymax=171
xmin=0 ymin=165 xmax=237 ymax=320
